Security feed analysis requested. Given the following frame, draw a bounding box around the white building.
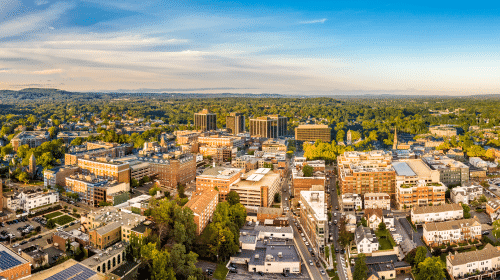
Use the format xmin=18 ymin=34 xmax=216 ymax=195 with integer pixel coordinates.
xmin=341 ymin=193 xmax=363 ymax=211
xmin=364 ymin=193 xmax=391 ymax=210
xmin=4 ymin=190 xmax=59 ymax=212
xmin=446 ymin=244 xmax=500 ymax=280
xmin=450 ymin=184 xmax=483 ymax=205
xmin=355 ymin=226 xmax=379 ymax=254
xmin=364 ymin=209 xmax=383 ymax=231
xmin=423 ymin=217 xmax=481 ymax=246
xmin=469 ymin=157 xmax=498 ymax=169
xmin=411 ymin=204 xmax=463 ymax=225
xmin=299 ymin=191 xmax=328 ymax=251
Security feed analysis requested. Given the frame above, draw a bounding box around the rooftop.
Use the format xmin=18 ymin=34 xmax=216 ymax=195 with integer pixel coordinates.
xmin=0 ymin=243 xmax=29 ymax=272
xmin=184 ymin=189 xmax=218 ymax=215
xmin=412 ymin=203 xmax=463 ymax=215
xmin=423 ymin=217 xmax=480 ymax=232
xmin=299 ymin=191 xmax=327 ymax=221
xmin=199 ymin=166 xmax=243 ymax=179
xmin=31 ymin=259 xmax=102 ymax=280
xmin=81 ymin=242 xmax=126 ymax=268
xmin=447 ymin=243 xmax=500 ymax=266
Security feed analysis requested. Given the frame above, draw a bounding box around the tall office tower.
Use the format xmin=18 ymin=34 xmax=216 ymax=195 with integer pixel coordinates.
xmin=194 ymin=109 xmax=217 ymax=131
xmin=226 ymin=112 xmax=245 ymax=135
xmin=295 ymin=124 xmax=332 ymax=142
xmin=249 ymin=115 xmax=288 ymax=138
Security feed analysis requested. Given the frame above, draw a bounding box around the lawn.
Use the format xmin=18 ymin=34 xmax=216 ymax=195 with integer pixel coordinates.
xmin=52 ymin=215 xmax=75 ymax=225
xmin=213 ymin=263 xmax=228 ymax=280
xmin=44 ymin=211 xmax=63 ymax=219
xmin=375 ymin=230 xmax=395 ymax=250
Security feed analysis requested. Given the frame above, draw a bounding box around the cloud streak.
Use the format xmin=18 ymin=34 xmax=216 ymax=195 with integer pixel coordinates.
xmin=299 ymin=18 xmax=327 ymax=24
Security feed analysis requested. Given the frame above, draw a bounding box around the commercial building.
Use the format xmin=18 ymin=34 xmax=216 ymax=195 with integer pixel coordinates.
xmin=396 ymin=180 xmax=446 ymax=210
xmin=81 ymin=242 xmax=126 ymax=274
xmin=65 ymin=174 xmax=129 ymax=207
xmin=230 ymin=168 xmax=281 ymax=207
xmin=77 ymin=157 xmax=130 ymax=184
xmin=226 ymin=112 xmax=245 ymax=135
xmin=341 ymin=193 xmax=363 ymax=211
xmin=337 ymin=151 xmax=396 ymax=195
xmin=393 ymin=160 xmax=441 ymax=186
xmin=0 ymin=243 xmax=31 ymax=280
xmin=469 ymin=157 xmax=498 ymax=169
xmin=411 ymin=204 xmax=464 ymax=225
xmin=184 ymin=189 xmax=219 ymax=235
xmin=194 ymin=109 xmax=217 ymax=131
xmin=52 ymin=229 xmax=89 ymax=252
xmin=43 ymin=166 xmax=79 ymax=188
xmin=450 ymin=184 xmax=483 ymax=205
xmin=291 ymin=167 xmax=325 ymax=198
xmin=299 ymin=191 xmax=328 ymax=251
xmin=133 ymin=153 xmax=196 ymax=188
xmin=231 ymin=226 xmax=300 ymax=275
xmin=198 ymin=135 xmax=244 ymax=148
xmin=446 ymin=243 xmax=500 ymax=280
xmin=30 ymin=260 xmax=99 ymax=280
xmin=196 ymin=167 xmax=243 ymax=201
xmin=294 ymin=124 xmax=331 ymax=142
xmin=423 ymin=217 xmax=481 ymax=246
xmin=3 ymin=189 xmax=59 ymax=212
xmin=11 ymin=131 xmax=50 ymax=151
xmin=20 ymin=245 xmax=48 ymax=269
xmin=261 ymin=139 xmax=287 ymax=152
xmin=249 ymin=115 xmax=288 ymax=138
xmin=422 ymin=155 xmax=469 ymax=186
xmin=354 ymin=226 xmax=379 ymax=254
xmin=429 ymin=125 xmax=458 ymax=137
xmin=364 ymin=193 xmax=391 ymax=210
xmin=65 ymin=143 xmax=132 ymax=165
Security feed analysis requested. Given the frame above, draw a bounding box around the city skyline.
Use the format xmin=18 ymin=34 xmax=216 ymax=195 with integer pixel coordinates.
xmin=1 ymin=0 xmax=499 ymax=95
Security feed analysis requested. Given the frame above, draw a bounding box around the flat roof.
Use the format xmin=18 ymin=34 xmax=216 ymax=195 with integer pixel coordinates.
xmin=393 ymin=162 xmax=416 ymax=177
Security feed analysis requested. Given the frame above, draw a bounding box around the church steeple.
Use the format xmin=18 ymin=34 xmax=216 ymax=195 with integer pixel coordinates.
xmin=393 ymin=127 xmax=398 ymax=150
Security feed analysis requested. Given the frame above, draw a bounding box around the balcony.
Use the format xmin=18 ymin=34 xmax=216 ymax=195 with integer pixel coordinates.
xmin=453 ymin=267 xmax=500 ymax=280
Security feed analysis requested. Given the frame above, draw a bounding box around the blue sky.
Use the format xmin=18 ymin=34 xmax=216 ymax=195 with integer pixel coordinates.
xmin=0 ymin=0 xmax=499 ymax=95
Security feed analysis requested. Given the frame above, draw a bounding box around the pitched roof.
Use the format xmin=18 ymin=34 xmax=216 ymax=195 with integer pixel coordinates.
xmin=364 ymin=209 xmax=383 ymax=220
xmin=423 ymin=217 xmax=481 ymax=232
xmin=184 ymin=189 xmax=218 ymax=215
xmin=412 ymin=203 xmax=463 ymax=215
xmin=447 ymin=244 xmax=500 ymax=266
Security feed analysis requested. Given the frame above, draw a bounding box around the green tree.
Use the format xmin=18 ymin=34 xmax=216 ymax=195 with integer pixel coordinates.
xmin=274 ymin=192 xmax=281 ymax=203
xmin=361 ymin=217 xmax=367 ymax=227
xmin=227 ymin=190 xmax=240 ymax=206
xmin=46 ymin=219 xmax=56 ymax=229
xmin=493 ymin=220 xmax=500 ymax=239
xmin=462 ymin=204 xmax=471 ymax=219
xmin=131 ymin=178 xmax=139 ymax=188
xmin=414 ymin=246 xmax=427 ymax=273
xmin=353 ymin=254 xmax=368 ymax=280
xmin=415 ymin=257 xmax=445 ymax=280
xmin=70 ymin=137 xmax=84 ymax=146
xmin=149 ymin=186 xmax=161 ymax=196
xmin=302 ymin=165 xmax=313 ymax=177
xmin=378 ymin=222 xmax=387 ymax=232
xmin=18 ymin=172 xmax=29 ymax=184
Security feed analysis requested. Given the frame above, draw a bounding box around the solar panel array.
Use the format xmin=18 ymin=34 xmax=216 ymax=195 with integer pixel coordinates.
xmin=46 ymin=263 xmax=96 ymax=280
xmin=0 ymin=251 xmax=22 ymax=270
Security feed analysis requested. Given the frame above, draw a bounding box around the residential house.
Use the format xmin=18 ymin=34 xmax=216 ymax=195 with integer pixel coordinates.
xmin=411 ymin=204 xmax=463 ymax=225
xmin=341 ymin=193 xmax=363 ymax=211
xmin=364 ymin=209 xmax=383 ymax=231
xmin=446 ymin=243 xmax=500 ymax=280
xmin=450 ymin=184 xmax=483 ymax=205
xmin=355 ymin=226 xmax=379 ymax=254
xmin=364 ymin=193 xmax=391 ymax=210
xmin=423 ymin=217 xmax=481 ymax=246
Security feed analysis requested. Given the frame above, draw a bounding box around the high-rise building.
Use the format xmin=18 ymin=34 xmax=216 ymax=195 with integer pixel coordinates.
xmin=226 ymin=112 xmax=245 ymax=135
xmin=249 ymin=115 xmax=287 ymax=138
xmin=295 ymin=124 xmax=331 ymax=142
xmin=194 ymin=109 xmax=217 ymax=131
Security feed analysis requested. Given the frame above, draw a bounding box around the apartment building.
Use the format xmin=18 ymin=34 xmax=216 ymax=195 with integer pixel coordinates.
xmin=429 ymin=125 xmax=458 ymax=137
xmin=446 ymin=244 xmax=500 ymax=280
xmin=198 ymin=135 xmax=244 ymax=148
xmin=291 ymin=167 xmax=326 ymax=197
xmin=134 ymin=153 xmax=196 ymax=188
xmin=261 ymin=139 xmax=287 ymax=152
xmin=355 ymin=226 xmax=379 ymax=254
xmin=422 ymin=155 xmax=469 ymax=186
xmin=364 ymin=193 xmax=391 ymax=210
xmin=423 ymin=217 xmax=481 ymax=246
xmin=411 ymin=204 xmax=464 ymax=225
xmin=176 ymin=132 xmax=201 ymax=145
xmin=230 ymin=168 xmax=281 ymax=207
xmin=81 ymin=242 xmax=126 ymax=274
xmin=341 ymin=193 xmax=363 ymax=211
xmin=196 ymin=167 xmax=243 ymax=201
xmin=249 ymin=115 xmax=288 ymax=138
xmin=396 ymin=180 xmax=446 ymax=209
xmin=486 ymin=199 xmax=500 ymax=218
xmin=121 ymin=221 xmax=154 ymax=243
xmin=0 ymin=243 xmax=31 ymax=280
xmin=337 ymin=151 xmax=396 ymax=195
xmin=194 ymin=109 xmax=217 ymax=131
xmin=470 ymin=157 xmax=498 ymax=169
xmin=184 ymin=188 xmax=219 ymax=235
xmin=11 ymin=131 xmax=50 ymax=151
xmin=226 ymin=112 xmax=245 ymax=135
xmin=294 ymin=124 xmax=331 ymax=142
xmin=450 ymin=184 xmax=483 ymax=205
xmin=232 ymin=155 xmax=259 ymax=172
xmin=85 ymin=207 xmax=145 ymax=249
xmin=43 ymin=166 xmax=79 ymax=187
xmin=77 ymin=157 xmax=130 ymax=183
xmin=199 ymin=146 xmax=235 ymax=162
xmin=4 ymin=189 xmax=59 ymax=212
xmin=65 ymin=142 xmax=132 ymax=165
xmin=299 ymin=191 xmax=328 ymax=251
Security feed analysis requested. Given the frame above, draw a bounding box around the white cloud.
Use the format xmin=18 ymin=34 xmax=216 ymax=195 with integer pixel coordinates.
xmin=299 ymin=18 xmax=327 ymax=24
xmin=35 ymin=0 xmax=49 ymax=5
xmin=32 ymin=69 xmax=63 ymax=75
xmin=0 ymin=1 xmax=74 ymax=39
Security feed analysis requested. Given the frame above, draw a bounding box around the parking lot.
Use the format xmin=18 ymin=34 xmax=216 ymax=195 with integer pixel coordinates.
xmin=225 ymin=264 xmax=311 ymax=280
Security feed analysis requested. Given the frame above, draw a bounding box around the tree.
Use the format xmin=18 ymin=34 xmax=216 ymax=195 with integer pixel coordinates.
xmin=479 ymin=195 xmax=488 ymax=203
xmin=46 ymin=219 xmax=56 ymax=229
xmin=70 ymin=137 xmax=84 ymax=146
xmin=302 ymin=165 xmax=313 ymax=177
xmin=462 ymin=204 xmax=471 ymax=219
xmin=415 ymin=257 xmax=445 ymax=280
xmin=493 ymin=220 xmax=500 ymax=239
xmin=131 ymin=178 xmax=139 ymax=188
xmin=361 ymin=217 xmax=367 ymax=227
xmin=413 ymin=246 xmax=427 ymax=273
xmin=378 ymin=222 xmax=387 ymax=232
xmin=98 ymin=201 xmax=112 ymax=207
xmin=227 ymin=191 xmax=240 ymax=206
xmin=353 ymin=254 xmax=368 ymax=280
xmin=149 ymin=186 xmax=161 ymax=196
xmin=18 ymin=172 xmax=29 ymax=184
xmin=274 ymin=192 xmax=281 ymax=203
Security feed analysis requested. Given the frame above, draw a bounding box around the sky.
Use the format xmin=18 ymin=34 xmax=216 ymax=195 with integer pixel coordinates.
xmin=0 ymin=0 xmax=499 ymax=95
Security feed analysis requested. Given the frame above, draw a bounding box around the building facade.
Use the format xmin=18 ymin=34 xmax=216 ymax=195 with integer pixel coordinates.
xmin=249 ymin=115 xmax=288 ymax=138
xmin=194 ymin=109 xmax=217 ymax=131
xmin=411 ymin=204 xmax=464 ymax=225
xmin=423 ymin=217 xmax=481 ymax=246
xmin=364 ymin=193 xmax=391 ymax=210
xmin=396 ymin=180 xmax=446 ymax=209
xmin=184 ymin=189 xmax=219 ymax=235
xmin=294 ymin=124 xmax=331 ymax=142
xmin=226 ymin=112 xmax=245 ymax=135
xmin=299 ymin=191 xmax=328 ymax=251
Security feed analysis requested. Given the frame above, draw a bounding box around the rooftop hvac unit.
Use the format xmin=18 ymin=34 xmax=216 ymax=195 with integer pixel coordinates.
xmin=278 ymin=252 xmax=282 ymax=257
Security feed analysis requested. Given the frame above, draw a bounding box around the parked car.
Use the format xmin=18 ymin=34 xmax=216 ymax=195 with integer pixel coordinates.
xmin=309 ymin=260 xmax=313 ymax=266
xmin=20 ymin=241 xmax=28 ymax=245
xmin=12 ymin=243 xmax=19 ymax=248
xmin=320 ymin=269 xmax=326 ymax=275
xmin=483 ymin=231 xmax=489 ymax=235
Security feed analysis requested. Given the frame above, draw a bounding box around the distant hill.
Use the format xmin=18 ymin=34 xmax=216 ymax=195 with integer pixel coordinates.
xmin=0 ymin=88 xmax=102 ymax=102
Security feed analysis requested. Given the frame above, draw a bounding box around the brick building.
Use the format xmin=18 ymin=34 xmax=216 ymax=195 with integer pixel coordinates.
xmin=184 ymin=189 xmax=219 ymax=234
xmin=0 ymin=243 xmax=31 ymax=280
xmin=11 ymin=131 xmax=50 ymax=151
xmin=196 ymin=167 xmax=243 ymax=201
